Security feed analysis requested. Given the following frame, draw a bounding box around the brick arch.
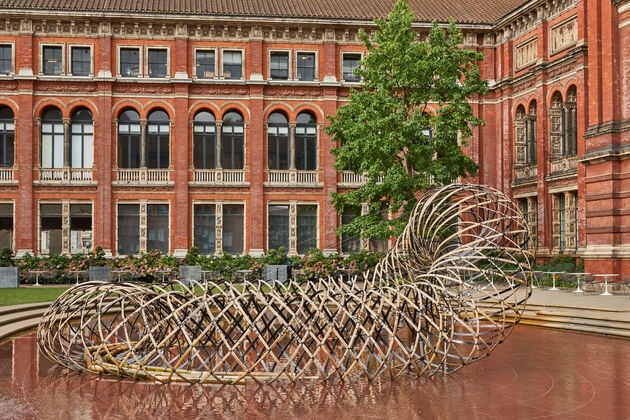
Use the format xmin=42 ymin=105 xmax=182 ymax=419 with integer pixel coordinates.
xmin=562 ymin=80 xmax=578 ymax=99
xmin=67 ymin=99 xmax=98 ymax=118
xmin=188 ymin=101 xmax=220 ymax=120
xmin=218 ymin=103 xmax=250 ymax=121
xmin=32 ymin=98 xmax=65 ymax=119
xmin=112 ymin=100 xmax=143 ymax=119
xmin=143 ymin=100 xmax=175 ymax=119
xmin=291 ymin=103 xmax=324 ymax=122
xmin=263 ymin=103 xmax=292 ymax=121
xmin=0 ymin=98 xmax=19 ymax=114
xmin=513 ymin=100 xmax=527 ymax=119
xmin=526 ymin=96 xmax=538 ymax=114
xmin=547 ymin=86 xmax=564 ymax=107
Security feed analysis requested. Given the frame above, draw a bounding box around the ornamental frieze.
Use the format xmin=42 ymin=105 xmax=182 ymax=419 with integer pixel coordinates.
xmin=263 ymin=87 xmax=322 ymax=97
xmin=515 ymin=37 xmax=538 ymax=70
xmin=550 ymin=16 xmax=578 ymax=54
xmin=113 ymin=85 xmax=173 ymax=94
xmin=34 ymin=82 xmax=97 ymax=92
xmin=188 ymin=86 xmax=249 ymax=96
xmin=0 ymin=81 xmax=18 ymax=91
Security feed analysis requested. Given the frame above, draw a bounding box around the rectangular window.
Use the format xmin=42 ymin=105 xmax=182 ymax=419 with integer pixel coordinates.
xmin=71 ymin=46 xmax=91 ymax=76
xmin=342 ymin=53 xmax=361 ymax=82
xmin=223 ymin=51 xmax=242 ymax=80
xmin=194 ymin=204 xmax=215 ymax=255
xmin=0 ymin=204 xmax=12 ymax=250
xmin=297 ymin=205 xmax=317 ymax=255
xmin=148 ymin=49 xmax=167 ymax=78
xmin=0 ymin=118 xmax=14 ymax=168
xmin=296 ymin=52 xmax=315 ymax=81
xmin=341 ymin=208 xmax=360 ymax=254
xmin=223 ymin=204 xmax=244 ymax=255
xmin=268 ymin=205 xmax=289 ymax=251
xmin=40 ymin=204 xmax=62 ymax=255
xmin=195 ymin=50 xmax=215 ymax=79
xmin=120 ymin=48 xmax=140 ymax=77
xmin=41 ymin=121 xmax=64 ymax=168
xmin=118 ymin=204 xmax=139 ymax=255
xmin=70 ymin=204 xmax=92 ymax=254
xmin=147 ymin=204 xmax=169 ymax=254
xmin=43 ymin=46 xmax=63 ymax=75
xmin=270 ymin=52 xmax=289 ymax=80
xmin=559 ymin=196 xmax=566 ymax=253
xmin=0 ymin=45 xmax=12 ymax=74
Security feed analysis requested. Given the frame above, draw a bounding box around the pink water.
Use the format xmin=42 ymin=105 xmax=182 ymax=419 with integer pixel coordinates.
xmin=1 ymin=327 xmax=629 ymax=419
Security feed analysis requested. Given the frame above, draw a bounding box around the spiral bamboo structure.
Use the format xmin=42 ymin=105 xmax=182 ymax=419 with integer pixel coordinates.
xmin=38 ymin=183 xmax=533 ymax=384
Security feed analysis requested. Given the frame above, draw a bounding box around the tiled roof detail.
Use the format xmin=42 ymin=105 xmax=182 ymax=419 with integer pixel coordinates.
xmin=0 ymin=0 xmax=529 ymax=24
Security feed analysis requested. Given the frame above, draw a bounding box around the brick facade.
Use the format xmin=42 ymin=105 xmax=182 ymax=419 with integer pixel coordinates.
xmin=0 ymin=0 xmax=628 ymax=280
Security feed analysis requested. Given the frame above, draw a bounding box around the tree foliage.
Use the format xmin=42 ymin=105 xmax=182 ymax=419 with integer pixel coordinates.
xmin=326 ymin=0 xmax=488 ymax=240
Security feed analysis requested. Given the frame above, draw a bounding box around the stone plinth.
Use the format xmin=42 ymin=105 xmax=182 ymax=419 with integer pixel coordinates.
xmin=180 ymin=265 xmax=202 ymax=286
xmin=264 ymin=265 xmax=289 ymax=283
xmin=0 ymin=267 xmax=18 ymax=288
xmin=89 ymin=266 xmax=111 ymax=282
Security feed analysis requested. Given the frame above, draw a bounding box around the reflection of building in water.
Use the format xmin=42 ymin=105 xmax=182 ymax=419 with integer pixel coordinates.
xmin=0 ymin=0 xmax=627 ymax=279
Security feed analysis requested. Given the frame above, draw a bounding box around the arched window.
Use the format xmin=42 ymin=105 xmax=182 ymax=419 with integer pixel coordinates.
xmin=221 ymin=111 xmax=244 ymax=169
xmin=193 ymin=111 xmax=216 ymax=169
xmin=147 ymin=110 xmax=170 ymax=169
xmin=295 ymin=112 xmax=317 ymax=170
xmin=565 ymin=86 xmax=577 ymax=156
xmin=0 ymin=106 xmax=14 ymax=168
xmin=267 ymin=112 xmax=289 ymax=170
xmin=41 ymin=107 xmax=64 ymax=168
xmin=550 ymin=92 xmax=564 ymax=157
xmin=514 ymin=105 xmax=527 ymax=165
xmin=70 ymin=108 xmax=93 ymax=168
xmin=527 ymin=101 xmax=537 ymax=164
xmin=117 ymin=109 xmax=141 ymax=168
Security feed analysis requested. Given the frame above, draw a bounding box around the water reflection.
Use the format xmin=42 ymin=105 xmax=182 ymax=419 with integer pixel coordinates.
xmin=1 ymin=327 xmax=629 ymax=419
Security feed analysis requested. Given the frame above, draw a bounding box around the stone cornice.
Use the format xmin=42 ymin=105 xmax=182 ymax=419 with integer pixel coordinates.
xmin=584 ymin=118 xmax=630 ymax=139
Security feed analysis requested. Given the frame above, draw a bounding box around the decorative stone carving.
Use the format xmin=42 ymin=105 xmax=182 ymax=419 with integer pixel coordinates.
xmin=515 ymin=37 xmax=537 ymax=70
xmin=550 ymin=17 xmax=578 ymax=54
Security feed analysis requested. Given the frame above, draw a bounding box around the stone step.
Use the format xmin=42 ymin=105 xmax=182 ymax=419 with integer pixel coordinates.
xmin=516 ymin=319 xmax=630 ymax=339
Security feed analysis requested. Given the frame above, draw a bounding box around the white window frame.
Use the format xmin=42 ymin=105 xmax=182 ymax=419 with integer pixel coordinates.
xmin=267 ymin=48 xmax=292 ymax=81
xmin=67 ymin=44 xmax=94 ymax=77
xmin=39 ymin=43 xmax=66 ymax=76
xmin=68 ymin=201 xmax=94 ymax=255
xmin=295 ymin=202 xmax=319 ymax=255
xmin=0 ymin=42 xmax=16 ymax=76
xmin=0 ymin=200 xmax=15 ymax=251
xmin=192 ymin=47 xmax=218 ymax=80
xmin=220 ymin=48 xmax=245 ymax=80
xmin=340 ymin=51 xmax=364 ymax=83
xmin=294 ymin=50 xmax=318 ymax=82
xmin=266 ymin=201 xmax=319 ymax=255
xmin=145 ymin=46 xmax=170 ymax=79
xmin=117 ymin=45 xmax=143 ymax=78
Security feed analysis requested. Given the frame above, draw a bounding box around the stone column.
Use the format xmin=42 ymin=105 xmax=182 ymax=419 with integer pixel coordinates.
xmin=215 ymin=121 xmax=222 ymax=170
xmin=139 ymin=201 xmax=147 ymax=254
xmin=61 ymin=201 xmax=70 ymax=255
xmin=63 ymin=118 xmax=71 ymax=168
xmin=565 ymin=191 xmax=577 ymax=252
xmin=215 ymin=201 xmax=223 ymax=255
xmin=288 ymin=200 xmax=298 ymax=256
xmin=140 ymin=119 xmax=147 ymax=168
xmin=527 ymin=197 xmax=538 ymax=252
xmin=289 ymin=122 xmax=296 ymax=170
xmin=360 ymin=203 xmax=369 ymax=251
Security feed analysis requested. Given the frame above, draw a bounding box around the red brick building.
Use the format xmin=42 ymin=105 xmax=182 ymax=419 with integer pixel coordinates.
xmin=0 ymin=0 xmax=627 ymax=279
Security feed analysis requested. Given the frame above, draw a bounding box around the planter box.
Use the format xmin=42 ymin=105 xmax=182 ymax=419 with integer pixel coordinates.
xmin=179 ymin=265 xmax=202 ymax=286
xmin=264 ymin=265 xmax=289 ymax=284
xmin=0 ymin=267 xmax=18 ymax=288
xmin=89 ymin=266 xmax=111 ymax=282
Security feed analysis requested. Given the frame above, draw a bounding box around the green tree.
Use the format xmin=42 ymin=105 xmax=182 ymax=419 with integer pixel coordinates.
xmin=326 ymin=0 xmax=487 ymax=240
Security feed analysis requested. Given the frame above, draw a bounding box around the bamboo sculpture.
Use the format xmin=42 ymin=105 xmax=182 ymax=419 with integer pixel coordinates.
xmin=38 ymin=183 xmax=533 ymax=384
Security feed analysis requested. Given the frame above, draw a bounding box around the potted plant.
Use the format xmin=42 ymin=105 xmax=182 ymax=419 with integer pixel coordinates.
xmin=0 ymin=247 xmax=18 ymax=288
xmin=88 ymin=246 xmax=112 ymax=282
xmin=180 ymin=246 xmax=202 ymax=285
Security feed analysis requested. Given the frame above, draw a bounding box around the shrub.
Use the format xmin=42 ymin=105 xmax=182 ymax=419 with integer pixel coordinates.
xmin=0 ymin=247 xmax=13 ymax=267
xmin=182 ymin=246 xmax=200 ymax=266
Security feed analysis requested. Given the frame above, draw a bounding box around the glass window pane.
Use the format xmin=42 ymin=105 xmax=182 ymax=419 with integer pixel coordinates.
xmin=0 ymin=203 xmax=12 ymax=249
xmin=297 ymin=205 xmax=317 ymax=254
xmin=148 ymin=49 xmax=167 ymax=78
xmin=196 ymin=50 xmax=215 ymax=79
xmin=147 ymin=204 xmax=169 ymax=254
xmin=343 ymin=54 xmax=361 ymax=82
xmin=194 ymin=204 xmax=216 ymax=255
xmin=0 ymin=45 xmax=11 ymax=74
xmin=223 ymin=204 xmax=244 ymax=255
xmin=341 ymin=208 xmax=361 ymax=254
xmin=268 ymin=205 xmax=289 ymax=251
xmin=118 ymin=204 xmax=139 ymax=255
xmin=120 ymin=48 xmax=140 ymax=77
xmin=297 ymin=53 xmax=315 ymax=81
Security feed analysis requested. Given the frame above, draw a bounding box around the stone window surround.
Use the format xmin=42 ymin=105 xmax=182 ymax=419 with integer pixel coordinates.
xmin=67 ymin=43 xmax=94 ymax=77
xmin=116 ymin=45 xmax=143 ymax=78
xmin=266 ymin=200 xmax=319 ymax=257
xmin=191 ymin=199 xmax=247 ymax=255
xmin=340 ymin=51 xmax=363 ymax=83
xmin=267 ymin=48 xmax=292 ymax=81
xmin=263 ymin=115 xmax=320 ymax=172
xmin=37 ymin=199 xmax=94 ymax=255
xmin=115 ymin=199 xmax=170 ymax=256
xmin=114 ymin=114 xmax=172 ymax=169
xmin=144 ymin=45 xmax=171 ymax=79
xmin=0 ymin=42 xmax=15 ymax=76
xmin=192 ymin=47 xmax=218 ymax=80
xmin=220 ymin=48 xmax=245 ymax=80
xmin=39 ymin=42 xmax=65 ymax=75
xmin=294 ymin=49 xmax=319 ymax=82
xmin=549 ymin=186 xmax=578 ymax=254
xmin=0 ymin=200 xmax=14 ymax=251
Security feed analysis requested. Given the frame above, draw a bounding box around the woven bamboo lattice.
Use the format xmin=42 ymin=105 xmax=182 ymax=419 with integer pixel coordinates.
xmin=38 ymin=183 xmax=533 ymax=384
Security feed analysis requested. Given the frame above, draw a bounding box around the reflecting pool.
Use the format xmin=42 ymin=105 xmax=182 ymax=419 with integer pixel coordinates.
xmin=1 ymin=327 xmax=629 ymax=419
